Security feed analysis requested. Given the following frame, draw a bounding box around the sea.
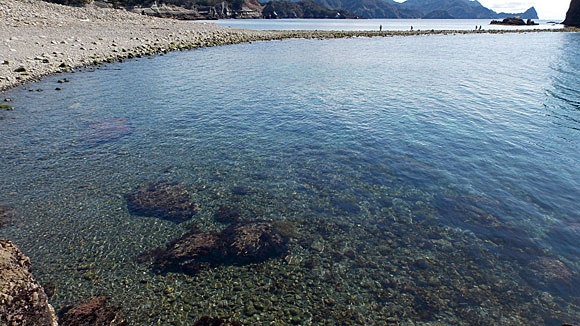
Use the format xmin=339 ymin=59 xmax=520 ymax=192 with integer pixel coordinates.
xmin=0 ymin=21 xmax=579 ymax=325
xmin=202 ymin=18 xmax=565 ymax=31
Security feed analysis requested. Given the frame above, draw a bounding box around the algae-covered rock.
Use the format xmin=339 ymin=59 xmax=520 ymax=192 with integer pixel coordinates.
xmin=151 ymin=231 xmax=226 ymax=274
xmin=126 ymin=181 xmax=198 ymax=223
xmin=145 ymin=221 xmax=288 ymax=274
xmin=0 ymin=240 xmax=58 ymax=326
xmin=223 ymin=222 xmax=288 ymax=264
xmin=58 ymin=296 xmax=127 ymax=326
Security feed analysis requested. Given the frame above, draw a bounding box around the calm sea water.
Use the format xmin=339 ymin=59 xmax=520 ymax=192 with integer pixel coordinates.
xmin=201 ymin=18 xmax=564 ymax=31
xmin=1 ymin=32 xmax=579 ymax=325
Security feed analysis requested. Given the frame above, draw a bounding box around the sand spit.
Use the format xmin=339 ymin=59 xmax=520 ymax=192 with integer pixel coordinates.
xmin=0 ymin=0 xmax=576 ymax=92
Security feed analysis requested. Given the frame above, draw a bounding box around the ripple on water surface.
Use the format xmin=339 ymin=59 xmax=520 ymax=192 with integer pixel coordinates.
xmin=1 ymin=32 xmax=580 ymax=325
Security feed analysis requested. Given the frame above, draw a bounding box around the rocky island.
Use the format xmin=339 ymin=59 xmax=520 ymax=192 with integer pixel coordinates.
xmin=490 ymin=17 xmax=538 ymax=26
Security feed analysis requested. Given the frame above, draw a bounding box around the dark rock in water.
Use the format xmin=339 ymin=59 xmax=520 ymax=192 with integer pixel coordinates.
xmin=193 ymin=316 xmax=242 ymax=326
xmin=564 ymin=0 xmax=580 ymax=26
xmin=83 ymin=118 xmax=132 ymax=145
xmin=490 ymin=17 xmax=538 ymax=25
xmin=223 ymin=222 xmax=288 ymax=264
xmin=58 ymin=296 xmax=127 ymax=326
xmin=0 ymin=205 xmax=15 ymax=227
xmin=126 ymin=182 xmax=197 ymax=223
xmin=330 ymin=198 xmax=361 ymax=215
xmin=0 ymin=240 xmax=58 ymax=326
xmin=231 ymin=186 xmax=249 ymax=196
xmin=42 ymin=282 xmax=56 ymax=299
xmin=146 ymin=221 xmax=288 ymax=275
xmin=214 ymin=206 xmax=241 ymax=223
xmin=151 ymin=231 xmax=225 ymax=274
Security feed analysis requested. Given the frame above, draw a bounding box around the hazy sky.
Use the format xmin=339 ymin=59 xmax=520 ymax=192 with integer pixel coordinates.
xmin=392 ymin=0 xmax=571 ymax=20
xmin=479 ymin=0 xmax=570 ymax=19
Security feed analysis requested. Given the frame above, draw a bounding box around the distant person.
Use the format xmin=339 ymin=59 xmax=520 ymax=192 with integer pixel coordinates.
xmin=380 ymin=25 xmax=382 ymax=31
xmin=411 ymin=26 xmax=413 ymax=31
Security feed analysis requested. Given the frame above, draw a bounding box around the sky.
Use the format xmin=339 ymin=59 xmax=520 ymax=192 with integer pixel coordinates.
xmin=392 ymin=0 xmax=571 ymax=20
xmin=478 ymin=0 xmax=570 ymax=19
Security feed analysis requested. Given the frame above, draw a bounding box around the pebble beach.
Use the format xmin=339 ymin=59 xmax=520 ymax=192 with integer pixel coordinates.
xmin=0 ymin=0 xmax=574 ymax=92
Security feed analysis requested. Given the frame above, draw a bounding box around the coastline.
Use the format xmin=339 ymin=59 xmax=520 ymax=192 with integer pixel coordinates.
xmin=0 ymin=0 xmax=578 ymax=93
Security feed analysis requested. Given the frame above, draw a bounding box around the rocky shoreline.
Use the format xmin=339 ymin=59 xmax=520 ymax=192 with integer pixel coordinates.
xmin=0 ymin=0 xmax=576 ymax=93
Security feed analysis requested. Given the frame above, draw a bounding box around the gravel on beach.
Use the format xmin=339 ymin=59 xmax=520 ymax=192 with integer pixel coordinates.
xmin=0 ymin=0 xmax=575 ymax=92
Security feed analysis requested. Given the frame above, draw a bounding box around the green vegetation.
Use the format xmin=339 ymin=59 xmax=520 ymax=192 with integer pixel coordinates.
xmin=262 ymin=0 xmax=357 ymax=18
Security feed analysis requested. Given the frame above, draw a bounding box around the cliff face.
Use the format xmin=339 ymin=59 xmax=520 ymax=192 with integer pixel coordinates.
xmin=563 ymin=0 xmax=580 ymax=26
xmin=0 ymin=240 xmax=58 ymax=326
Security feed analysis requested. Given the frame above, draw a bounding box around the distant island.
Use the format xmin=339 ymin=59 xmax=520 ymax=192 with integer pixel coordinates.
xmin=43 ymin=0 xmax=539 ymax=20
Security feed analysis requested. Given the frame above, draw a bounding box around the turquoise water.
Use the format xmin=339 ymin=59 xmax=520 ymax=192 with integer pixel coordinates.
xmin=1 ymin=32 xmax=579 ymax=325
xmin=202 ymin=18 xmax=564 ymax=31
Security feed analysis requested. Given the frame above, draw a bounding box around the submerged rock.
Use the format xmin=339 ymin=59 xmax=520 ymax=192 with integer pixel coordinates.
xmin=146 ymin=221 xmax=288 ymax=274
xmin=83 ymin=118 xmax=132 ymax=145
xmin=150 ymin=231 xmax=226 ymax=274
xmin=58 ymin=296 xmax=127 ymax=326
xmin=223 ymin=222 xmax=288 ymax=264
xmin=0 ymin=205 xmax=15 ymax=227
xmin=214 ymin=206 xmax=241 ymax=223
xmin=0 ymin=240 xmax=58 ymax=326
xmin=193 ymin=316 xmax=242 ymax=326
xmin=126 ymin=181 xmax=197 ymax=223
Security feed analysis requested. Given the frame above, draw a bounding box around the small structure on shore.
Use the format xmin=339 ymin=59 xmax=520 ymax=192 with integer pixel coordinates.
xmin=490 ymin=17 xmax=538 ymax=26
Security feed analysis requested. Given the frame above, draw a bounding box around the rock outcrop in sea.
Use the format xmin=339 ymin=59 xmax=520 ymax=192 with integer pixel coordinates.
xmin=563 ymin=0 xmax=580 ymax=26
xmin=58 ymin=296 xmax=127 ymax=326
xmin=141 ymin=221 xmax=288 ymax=275
xmin=125 ymin=181 xmax=198 ymax=223
xmin=0 ymin=240 xmax=58 ymax=326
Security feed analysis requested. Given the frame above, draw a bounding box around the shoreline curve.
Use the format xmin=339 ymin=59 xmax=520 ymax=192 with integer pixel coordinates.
xmin=0 ymin=0 xmax=577 ymax=93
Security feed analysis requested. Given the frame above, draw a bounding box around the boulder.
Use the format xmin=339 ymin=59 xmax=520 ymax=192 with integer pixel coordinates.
xmin=145 ymin=221 xmax=288 ymax=275
xmin=125 ymin=181 xmax=198 ymax=223
xmin=58 ymin=296 xmax=127 ymax=326
xmin=0 ymin=240 xmax=58 ymax=326
xmin=150 ymin=231 xmax=226 ymax=274
xmin=222 ymin=222 xmax=288 ymax=264
xmin=563 ymin=0 xmax=580 ymax=26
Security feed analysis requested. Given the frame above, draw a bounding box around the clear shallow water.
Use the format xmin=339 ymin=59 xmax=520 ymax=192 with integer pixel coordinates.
xmin=1 ymin=32 xmax=580 ymax=325
xmin=201 ymin=18 xmax=564 ymax=31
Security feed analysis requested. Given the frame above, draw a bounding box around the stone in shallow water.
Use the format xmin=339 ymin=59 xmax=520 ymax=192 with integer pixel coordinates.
xmin=145 ymin=221 xmax=288 ymax=275
xmin=213 ymin=206 xmax=241 ymax=223
xmin=125 ymin=181 xmax=197 ymax=223
xmin=0 ymin=205 xmax=15 ymax=227
xmin=193 ymin=316 xmax=242 ymax=326
xmin=223 ymin=222 xmax=288 ymax=265
xmin=58 ymin=296 xmax=126 ymax=326
xmin=0 ymin=240 xmax=58 ymax=326
xmin=83 ymin=118 xmax=132 ymax=146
